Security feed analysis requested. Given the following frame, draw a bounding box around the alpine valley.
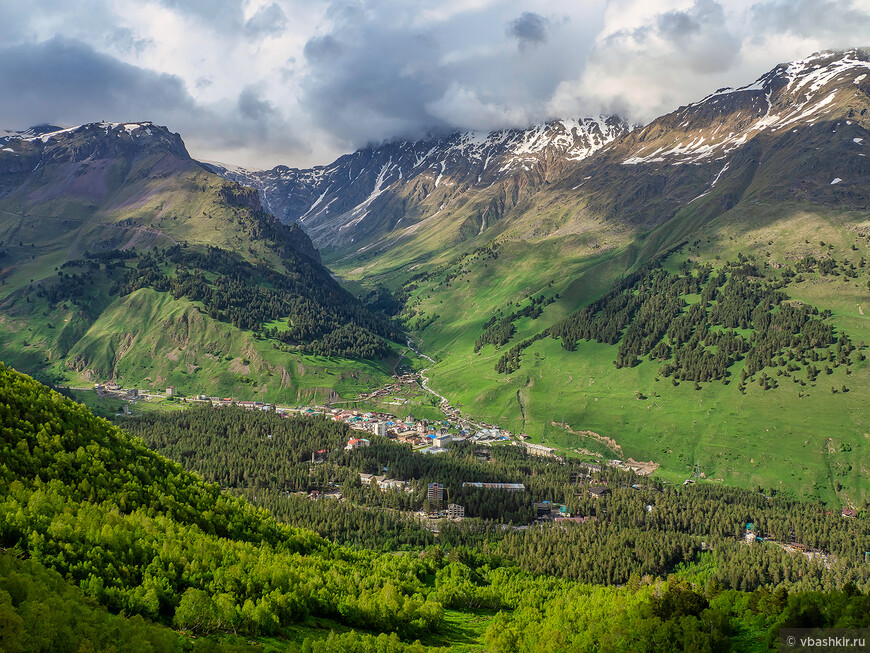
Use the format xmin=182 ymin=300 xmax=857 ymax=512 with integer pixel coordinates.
xmin=209 ymin=49 xmax=870 ymax=507
xmin=2 ymin=48 xmax=870 ymax=652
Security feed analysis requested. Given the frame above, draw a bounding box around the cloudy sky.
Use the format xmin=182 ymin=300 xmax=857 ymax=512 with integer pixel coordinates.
xmin=1 ymin=0 xmax=868 ymax=169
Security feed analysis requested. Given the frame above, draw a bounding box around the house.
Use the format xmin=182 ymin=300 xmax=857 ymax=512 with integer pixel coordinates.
xmin=588 ymin=486 xmax=610 ymax=499
xmin=842 ymin=508 xmax=858 ymax=518
xmin=345 ymin=437 xmax=371 ymax=450
xmin=166 ymin=386 xmax=176 ymax=397
xmin=534 ymin=501 xmax=552 ymax=517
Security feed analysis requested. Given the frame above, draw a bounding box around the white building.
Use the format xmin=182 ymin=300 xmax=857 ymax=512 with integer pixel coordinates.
xmin=432 ymin=434 xmax=451 ymax=448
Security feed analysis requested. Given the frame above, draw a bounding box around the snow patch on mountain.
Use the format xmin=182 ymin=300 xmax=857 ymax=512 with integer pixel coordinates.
xmin=622 ymin=49 xmax=870 ymax=167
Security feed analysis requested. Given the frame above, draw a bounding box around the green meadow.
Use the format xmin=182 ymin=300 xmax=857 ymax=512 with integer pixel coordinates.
xmin=333 ymin=202 xmax=870 ymax=507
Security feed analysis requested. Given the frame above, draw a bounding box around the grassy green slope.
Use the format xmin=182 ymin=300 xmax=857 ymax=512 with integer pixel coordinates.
xmin=1 ymin=286 xmax=391 ymax=402
xmin=333 ymin=199 xmax=870 ymax=506
xmin=0 ymin=130 xmax=399 ymax=401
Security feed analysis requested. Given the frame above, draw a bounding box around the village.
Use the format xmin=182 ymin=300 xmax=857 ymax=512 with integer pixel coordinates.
xmin=88 ymin=373 xmax=652 ymax=523
xmin=87 ymin=374 xmax=862 ymax=558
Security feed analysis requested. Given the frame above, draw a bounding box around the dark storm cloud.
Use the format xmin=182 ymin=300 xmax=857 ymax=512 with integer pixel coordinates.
xmin=0 ymin=36 xmax=195 ymax=127
xmin=506 ymin=12 xmax=549 ymax=50
xmin=300 ymin=24 xmax=451 ymax=146
xmin=238 ymin=87 xmax=277 ymax=121
xmin=244 ymin=3 xmax=289 ymax=38
xmin=298 ymin=3 xmax=597 ymax=151
xmin=303 ymin=34 xmax=344 ymax=61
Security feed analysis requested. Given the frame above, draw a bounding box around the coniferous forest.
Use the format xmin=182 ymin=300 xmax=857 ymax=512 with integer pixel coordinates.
xmin=492 ymin=255 xmax=856 ymax=389
xmin=3 ymin=362 xmax=870 ymax=651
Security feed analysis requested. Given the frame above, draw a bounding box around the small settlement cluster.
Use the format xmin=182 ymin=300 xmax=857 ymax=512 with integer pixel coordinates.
xmin=94 ymin=380 xmax=656 ymax=523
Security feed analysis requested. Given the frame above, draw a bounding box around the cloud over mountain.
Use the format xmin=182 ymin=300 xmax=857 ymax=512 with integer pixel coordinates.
xmin=3 ymin=0 xmax=869 ymax=168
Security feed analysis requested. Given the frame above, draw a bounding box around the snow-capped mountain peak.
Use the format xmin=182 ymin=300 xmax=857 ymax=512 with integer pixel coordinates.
xmin=204 ymin=115 xmax=631 ymax=243
xmin=622 ymin=48 xmax=870 ymax=166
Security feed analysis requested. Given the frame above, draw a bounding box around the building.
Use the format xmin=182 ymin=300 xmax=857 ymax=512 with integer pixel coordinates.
xmin=371 ymin=421 xmax=387 ymax=437
xmin=127 ymin=388 xmax=138 ymax=399
xmin=525 ymin=442 xmax=556 ymax=457
xmin=345 ymin=437 xmax=371 ymax=450
xmin=165 ymin=386 xmax=176 ymax=397
xmin=534 ymin=501 xmax=553 ymax=517
xmin=462 ymin=482 xmax=525 ymax=491
xmin=446 ymin=504 xmax=465 ymax=519
xmin=588 ymin=486 xmax=610 ymax=499
xmin=427 ymin=483 xmax=444 ymax=504
xmin=432 ymin=434 xmax=451 ymax=448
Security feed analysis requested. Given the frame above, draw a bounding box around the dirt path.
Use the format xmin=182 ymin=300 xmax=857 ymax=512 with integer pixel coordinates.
xmin=407 ymin=337 xmax=448 ymax=405
xmin=553 ymin=421 xmax=625 ymax=456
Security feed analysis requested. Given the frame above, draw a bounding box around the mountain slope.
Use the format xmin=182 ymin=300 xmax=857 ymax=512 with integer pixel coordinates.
xmin=206 ymin=116 xmax=630 ymax=250
xmin=208 ymin=50 xmax=870 ymax=290
xmin=0 ymin=122 xmax=399 ymax=397
xmin=254 ymin=49 xmax=870 ymax=504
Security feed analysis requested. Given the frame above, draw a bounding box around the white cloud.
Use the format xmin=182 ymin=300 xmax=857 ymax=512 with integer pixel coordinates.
xmin=1 ymin=0 xmax=869 ymax=168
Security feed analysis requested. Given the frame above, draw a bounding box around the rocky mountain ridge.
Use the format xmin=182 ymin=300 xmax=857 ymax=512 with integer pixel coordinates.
xmin=205 ymin=116 xmax=631 ymax=247
xmin=206 ymin=49 xmax=870 ymax=258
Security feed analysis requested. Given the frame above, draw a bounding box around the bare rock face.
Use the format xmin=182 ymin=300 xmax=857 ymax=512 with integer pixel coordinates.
xmin=206 ymin=49 xmax=870 ymax=257
xmin=204 ymin=116 xmax=632 ymax=248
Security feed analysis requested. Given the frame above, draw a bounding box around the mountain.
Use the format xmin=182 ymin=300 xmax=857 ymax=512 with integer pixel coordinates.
xmin=555 ymin=48 xmax=870 ymax=249
xmin=209 ymin=49 xmax=870 ymax=268
xmin=205 ymin=116 xmax=630 ymax=250
xmin=205 ymin=49 xmax=870 ymax=505
xmin=0 ymin=121 xmax=398 ymax=399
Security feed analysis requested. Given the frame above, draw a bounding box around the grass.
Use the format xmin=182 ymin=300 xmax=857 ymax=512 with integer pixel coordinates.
xmin=1 ymin=286 xmax=397 ymax=405
xmin=330 ymin=200 xmax=870 ymax=507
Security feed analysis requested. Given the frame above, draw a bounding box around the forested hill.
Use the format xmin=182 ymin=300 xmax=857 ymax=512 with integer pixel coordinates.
xmin=0 ymin=361 xmax=445 ymax=647
xmin=0 ymin=122 xmax=402 ymax=397
xmin=4 ymin=362 xmax=870 ymax=650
